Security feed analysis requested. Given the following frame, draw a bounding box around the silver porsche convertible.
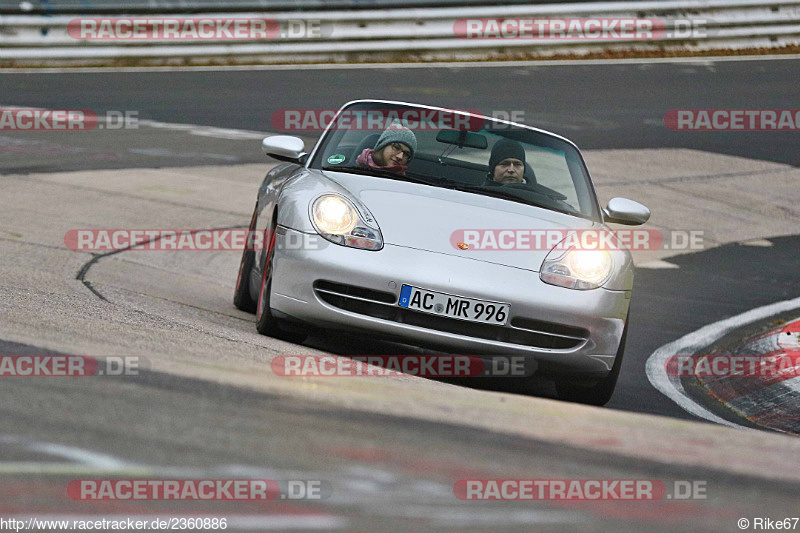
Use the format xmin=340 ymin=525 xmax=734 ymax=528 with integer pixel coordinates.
xmin=234 ymin=100 xmax=649 ymax=405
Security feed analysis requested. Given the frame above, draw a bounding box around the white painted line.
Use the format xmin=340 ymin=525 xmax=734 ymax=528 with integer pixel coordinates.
xmin=0 ymin=433 xmax=129 ymax=469
xmin=138 ymin=119 xmax=268 ymax=141
xmin=741 ymin=239 xmax=774 ymax=247
xmin=637 ymin=260 xmax=679 ymax=269
xmin=27 ymin=442 xmax=128 ymax=469
xmin=645 ymin=295 xmax=800 ymax=428
xmin=0 ymin=104 xmax=273 ymax=142
xmin=2 ymin=53 xmax=800 ymax=74
xmin=0 ymin=460 xmax=336 ymax=480
xmin=0 ymin=463 xmax=150 ymax=475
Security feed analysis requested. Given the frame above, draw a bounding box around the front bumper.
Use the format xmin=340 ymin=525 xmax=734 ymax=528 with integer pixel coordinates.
xmin=270 ymin=227 xmax=630 ymax=376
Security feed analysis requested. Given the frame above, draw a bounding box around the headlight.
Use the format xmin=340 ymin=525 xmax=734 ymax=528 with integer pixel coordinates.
xmin=540 ymin=248 xmax=613 ymax=290
xmin=310 ymin=194 xmax=383 ymax=250
xmin=312 ymin=195 xmax=357 ymax=234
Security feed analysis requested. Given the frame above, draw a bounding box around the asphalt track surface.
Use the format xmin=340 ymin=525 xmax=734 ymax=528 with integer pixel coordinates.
xmin=1 ymin=57 xmax=799 ymax=420
xmin=2 ymin=57 xmax=800 ymax=172
xmin=2 ymin=57 xmax=800 ymax=530
xmin=4 ymin=353 xmax=800 ymax=531
xmin=616 ymin=235 xmax=800 ymax=416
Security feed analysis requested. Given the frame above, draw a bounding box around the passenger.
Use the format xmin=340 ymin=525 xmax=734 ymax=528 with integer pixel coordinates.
xmin=487 ymin=138 xmax=528 ymax=185
xmin=356 ymin=123 xmax=417 ymax=176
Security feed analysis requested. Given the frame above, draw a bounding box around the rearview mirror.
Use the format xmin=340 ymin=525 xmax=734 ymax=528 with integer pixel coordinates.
xmin=603 ymin=197 xmax=650 ymax=225
xmin=262 ymin=136 xmax=307 ymax=164
xmin=436 ymin=130 xmax=488 ymax=149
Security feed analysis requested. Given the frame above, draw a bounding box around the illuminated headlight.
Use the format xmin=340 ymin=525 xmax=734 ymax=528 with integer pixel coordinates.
xmin=540 ymin=248 xmax=613 ymax=290
xmin=312 ymin=195 xmax=356 ymax=234
xmin=310 ymin=194 xmax=383 ymax=250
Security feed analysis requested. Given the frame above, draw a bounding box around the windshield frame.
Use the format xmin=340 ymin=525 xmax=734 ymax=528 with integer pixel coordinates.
xmin=306 ymin=99 xmax=602 ymax=221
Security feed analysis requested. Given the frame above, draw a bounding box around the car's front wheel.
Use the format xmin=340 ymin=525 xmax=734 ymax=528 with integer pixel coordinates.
xmin=554 ymin=315 xmax=628 ymax=406
xmin=255 ymin=226 xmax=308 ymax=344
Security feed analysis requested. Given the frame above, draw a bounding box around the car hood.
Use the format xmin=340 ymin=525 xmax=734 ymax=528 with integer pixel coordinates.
xmin=320 ymin=170 xmax=598 ymax=272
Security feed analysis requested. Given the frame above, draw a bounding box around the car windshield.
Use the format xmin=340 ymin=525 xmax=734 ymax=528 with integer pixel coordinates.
xmin=308 ymin=101 xmax=600 ymax=220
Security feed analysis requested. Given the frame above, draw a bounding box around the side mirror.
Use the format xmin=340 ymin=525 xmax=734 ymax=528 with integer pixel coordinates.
xmin=262 ymin=136 xmax=307 ymax=164
xmin=603 ymin=197 xmax=650 ymax=225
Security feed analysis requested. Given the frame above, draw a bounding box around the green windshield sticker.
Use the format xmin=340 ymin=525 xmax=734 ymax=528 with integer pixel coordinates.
xmin=327 ymin=154 xmax=346 ymax=164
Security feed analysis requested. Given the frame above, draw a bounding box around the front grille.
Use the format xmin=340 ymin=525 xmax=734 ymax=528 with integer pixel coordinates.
xmin=313 ymin=280 xmax=588 ymax=350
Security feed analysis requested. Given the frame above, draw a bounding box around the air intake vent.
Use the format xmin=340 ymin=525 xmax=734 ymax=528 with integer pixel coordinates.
xmin=314 ymin=281 xmax=587 ymax=350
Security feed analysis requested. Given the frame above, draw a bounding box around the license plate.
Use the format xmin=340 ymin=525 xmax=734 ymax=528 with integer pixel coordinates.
xmin=398 ymin=285 xmax=510 ymax=326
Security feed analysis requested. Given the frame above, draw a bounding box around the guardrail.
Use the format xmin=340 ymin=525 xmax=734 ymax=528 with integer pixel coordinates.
xmin=0 ymin=0 xmax=576 ymax=14
xmin=2 ymin=0 xmax=800 ymax=66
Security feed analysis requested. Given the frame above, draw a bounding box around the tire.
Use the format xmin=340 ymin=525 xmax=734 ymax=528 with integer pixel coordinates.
xmin=233 ymin=202 xmax=259 ymax=313
xmin=555 ymin=315 xmax=629 ymax=406
xmin=255 ymin=223 xmax=308 ymax=344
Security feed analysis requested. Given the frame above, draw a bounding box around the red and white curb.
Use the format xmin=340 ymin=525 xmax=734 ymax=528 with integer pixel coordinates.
xmin=646 ymin=295 xmax=800 ymax=431
xmin=695 ymin=318 xmax=800 ymax=433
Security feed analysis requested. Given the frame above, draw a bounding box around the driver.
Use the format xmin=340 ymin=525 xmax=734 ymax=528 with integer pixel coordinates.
xmin=356 ymin=122 xmax=417 ymax=176
xmin=487 ymin=138 xmax=528 ymax=185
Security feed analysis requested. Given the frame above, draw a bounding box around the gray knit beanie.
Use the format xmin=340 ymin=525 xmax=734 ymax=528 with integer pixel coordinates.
xmin=374 ymin=122 xmax=417 ymax=160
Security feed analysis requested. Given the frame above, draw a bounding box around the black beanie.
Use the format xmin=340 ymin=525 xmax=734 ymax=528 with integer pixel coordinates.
xmin=488 ymin=138 xmax=526 ymax=174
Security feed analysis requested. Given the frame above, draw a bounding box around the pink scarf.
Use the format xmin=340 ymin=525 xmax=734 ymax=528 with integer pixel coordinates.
xmin=355 ymin=148 xmax=407 ymax=176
